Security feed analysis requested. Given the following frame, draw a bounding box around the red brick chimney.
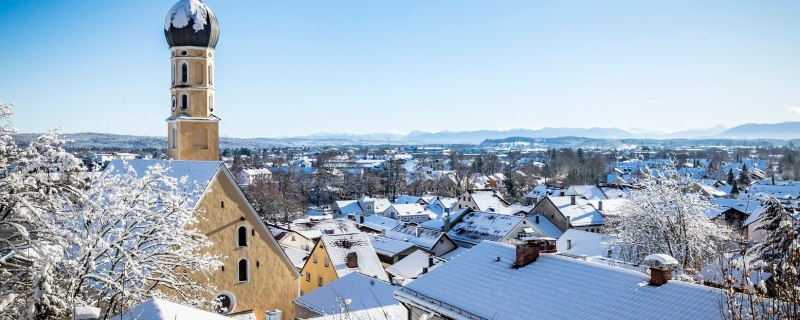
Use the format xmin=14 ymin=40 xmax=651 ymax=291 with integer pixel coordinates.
xmin=513 ymin=242 xmax=540 ymax=268
xmin=649 ymin=266 xmax=672 ymax=286
xmin=346 ymin=252 xmax=359 ymax=268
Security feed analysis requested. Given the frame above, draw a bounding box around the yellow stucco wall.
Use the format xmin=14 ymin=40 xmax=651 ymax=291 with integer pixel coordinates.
xmin=193 ymin=170 xmax=299 ymax=320
xmin=299 ymin=240 xmax=339 ymax=295
xmin=167 ymin=121 xmax=219 ymax=161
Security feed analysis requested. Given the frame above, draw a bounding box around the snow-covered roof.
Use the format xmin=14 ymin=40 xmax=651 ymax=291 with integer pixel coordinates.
xmin=282 ymin=245 xmax=310 ymax=270
xmin=293 ymin=273 xmax=407 ymax=320
xmin=295 ymin=219 xmax=361 ymax=236
xmin=711 ymin=199 xmax=766 ymax=226
xmin=112 ymin=298 xmax=230 ymax=320
xmin=447 ymin=211 xmax=535 ymax=245
xmin=749 ymin=184 xmax=800 ymax=199
xmin=440 ymin=246 xmax=469 ymax=260
xmin=106 ymin=159 xmax=221 ymax=207
xmin=384 ymin=225 xmax=445 ymax=251
xmin=335 ymin=200 xmax=365 ymax=215
xmin=164 ymin=0 xmax=211 ymax=31
xmin=526 ymin=215 xmax=563 ymax=238
xmin=370 ymin=235 xmax=416 ymax=257
xmin=556 ymin=229 xmax=613 ymax=258
xmin=394 ymin=195 xmax=423 ymax=204
xmin=395 ymin=241 xmax=722 ymax=320
xmin=320 ymin=233 xmax=388 ymax=281
xmin=565 ymin=185 xmax=608 ymax=200
xmin=386 ymin=250 xmax=445 ymax=280
xmin=544 ymin=196 xmax=605 ymax=227
xmin=468 ymin=190 xmax=509 ymax=211
xmin=358 ymin=215 xmax=402 ymax=232
xmin=387 ymin=203 xmax=431 ymax=217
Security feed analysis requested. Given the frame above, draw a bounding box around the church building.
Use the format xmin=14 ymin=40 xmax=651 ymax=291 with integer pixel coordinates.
xmin=118 ymin=1 xmax=301 ymax=319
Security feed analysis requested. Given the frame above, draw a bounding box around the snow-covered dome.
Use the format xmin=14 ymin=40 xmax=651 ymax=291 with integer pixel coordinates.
xmin=164 ymin=0 xmax=219 ymax=48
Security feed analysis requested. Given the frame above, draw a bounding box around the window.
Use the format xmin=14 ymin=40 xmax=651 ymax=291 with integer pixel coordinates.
xmin=306 ymin=272 xmax=311 ymax=282
xmin=221 ymin=201 xmax=225 ymax=208
xmin=180 ymin=93 xmax=188 ymax=111
xmin=291 ymin=235 xmax=296 ymax=241
xmin=324 ymin=257 xmax=329 ymax=267
xmin=172 ymin=63 xmax=176 ymax=85
xmin=237 ymin=226 xmax=247 ymax=247
xmin=238 ymin=259 xmax=248 ymax=282
xmin=209 ymin=94 xmax=214 ymax=112
xmin=213 ymin=293 xmax=234 ymax=314
xmin=318 ymin=276 xmax=323 ymax=287
xmin=208 ymin=64 xmax=213 ymax=85
xmin=181 ymin=62 xmax=188 ymax=84
xmin=171 ymin=124 xmax=177 ymax=149
xmin=313 ymin=254 xmax=318 ymax=264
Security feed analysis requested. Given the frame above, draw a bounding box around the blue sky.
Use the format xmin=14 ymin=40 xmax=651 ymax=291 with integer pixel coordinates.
xmin=1 ymin=0 xmax=799 ymax=138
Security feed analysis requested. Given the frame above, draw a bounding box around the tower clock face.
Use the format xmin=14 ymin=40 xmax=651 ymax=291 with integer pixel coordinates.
xmin=171 ymin=96 xmax=177 ymax=112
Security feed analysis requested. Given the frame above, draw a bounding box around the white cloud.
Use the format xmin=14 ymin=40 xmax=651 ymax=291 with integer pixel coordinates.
xmin=789 ymin=107 xmax=800 ymax=114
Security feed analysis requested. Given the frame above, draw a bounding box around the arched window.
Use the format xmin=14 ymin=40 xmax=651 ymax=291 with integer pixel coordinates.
xmin=209 ymin=94 xmax=214 ymax=112
xmin=238 ymin=259 xmax=248 ymax=282
xmin=181 ymin=62 xmax=188 ymax=84
xmin=171 ymin=124 xmax=177 ymax=149
xmin=237 ymin=226 xmax=247 ymax=247
xmin=208 ymin=64 xmax=213 ymax=85
xmin=172 ymin=63 xmax=176 ymax=85
xmin=180 ymin=93 xmax=188 ymax=111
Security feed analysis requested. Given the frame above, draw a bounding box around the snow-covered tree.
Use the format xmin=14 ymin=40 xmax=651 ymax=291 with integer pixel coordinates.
xmin=719 ymin=199 xmax=800 ymax=319
xmin=603 ymin=168 xmax=734 ymax=276
xmin=0 ymin=103 xmax=220 ymax=319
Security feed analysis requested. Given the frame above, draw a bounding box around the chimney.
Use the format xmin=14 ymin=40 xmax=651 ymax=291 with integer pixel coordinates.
xmin=597 ymin=200 xmax=603 ymax=211
xmin=443 ymin=213 xmax=451 ymax=232
xmin=428 ymin=256 xmax=434 ymax=268
xmin=570 ymin=195 xmax=576 ymax=205
xmin=346 ymin=252 xmax=359 ymax=268
xmin=513 ymin=241 xmax=540 ymax=268
xmin=415 ymin=227 xmax=421 ymax=237
xmin=559 ymin=190 xmax=565 ymax=197
xmin=422 ymin=267 xmax=429 ymax=274
xmin=380 ymin=228 xmax=387 ymax=237
xmin=649 ymin=266 xmax=672 ymax=286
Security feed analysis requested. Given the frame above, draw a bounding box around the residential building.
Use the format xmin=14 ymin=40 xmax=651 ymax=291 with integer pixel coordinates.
xmin=299 ymin=233 xmax=389 ymax=295
xmin=446 ymin=210 xmax=546 ymax=248
xmin=454 ymin=189 xmax=510 ymax=212
xmin=293 ymin=273 xmax=407 ymax=320
xmin=394 ymin=241 xmax=723 ymax=320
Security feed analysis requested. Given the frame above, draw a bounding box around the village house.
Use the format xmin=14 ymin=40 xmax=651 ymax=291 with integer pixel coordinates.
xmin=370 ymin=235 xmax=419 ymax=265
xmin=384 ymin=203 xmax=438 ymax=223
xmin=235 ymin=168 xmax=272 ymax=186
xmin=446 ymin=210 xmax=546 ymax=248
xmin=530 ymin=195 xmax=607 ymax=233
xmin=384 ymin=225 xmax=459 ymax=257
xmin=386 ymin=250 xmax=446 ymax=284
xmin=394 ymin=241 xmax=723 ymax=320
xmin=293 ymin=273 xmax=407 ymax=320
xmin=454 ymin=189 xmax=510 ymax=212
xmin=299 ymin=233 xmax=389 ymax=295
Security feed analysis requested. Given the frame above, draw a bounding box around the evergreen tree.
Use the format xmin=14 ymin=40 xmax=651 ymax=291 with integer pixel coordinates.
xmin=729 ymin=178 xmax=739 ymax=197
xmin=727 ymin=168 xmax=735 ymax=185
xmin=738 ymin=163 xmax=751 ymax=186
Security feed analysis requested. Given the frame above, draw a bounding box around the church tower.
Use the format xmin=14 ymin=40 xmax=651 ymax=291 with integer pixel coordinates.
xmin=164 ymin=0 xmax=220 ymax=161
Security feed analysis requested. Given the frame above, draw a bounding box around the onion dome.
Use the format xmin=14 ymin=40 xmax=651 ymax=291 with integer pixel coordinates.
xmin=164 ymin=0 xmax=219 ymax=48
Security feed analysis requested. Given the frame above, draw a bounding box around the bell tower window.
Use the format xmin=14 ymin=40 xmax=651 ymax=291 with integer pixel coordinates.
xmin=180 ymin=62 xmax=188 ymax=84
xmin=209 ymin=94 xmax=214 ymax=112
xmin=208 ymin=64 xmax=213 ymax=85
xmin=180 ymin=93 xmax=188 ymax=112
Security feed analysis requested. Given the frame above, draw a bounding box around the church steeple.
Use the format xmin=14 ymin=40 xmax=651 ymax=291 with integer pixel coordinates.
xmin=165 ymin=0 xmax=220 ymax=161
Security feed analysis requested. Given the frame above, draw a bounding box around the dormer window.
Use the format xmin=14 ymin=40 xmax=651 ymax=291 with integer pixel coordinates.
xmin=237 ymin=226 xmax=248 ymax=247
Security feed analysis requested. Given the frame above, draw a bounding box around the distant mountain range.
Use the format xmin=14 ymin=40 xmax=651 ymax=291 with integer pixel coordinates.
xmin=14 ymin=122 xmax=800 ymax=149
xmin=276 ymin=122 xmax=800 ymax=144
